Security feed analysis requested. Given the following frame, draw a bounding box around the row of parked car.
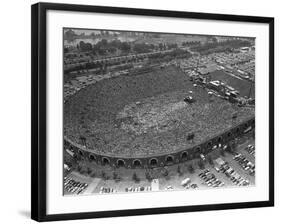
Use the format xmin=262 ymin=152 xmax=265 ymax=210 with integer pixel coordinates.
xmin=180 ymin=178 xmax=199 ymax=189
xmin=99 ymin=187 xmax=117 ymax=194
xmin=219 ymin=162 xmax=250 ymax=186
xmin=186 ymin=184 xmax=198 ymax=189
xmin=233 ymin=153 xmax=255 ymax=176
xmin=64 ymin=176 xmax=88 ymax=194
xmin=198 ymin=169 xmax=225 ymax=187
xmin=244 ymin=144 xmax=255 ymax=156
xmin=100 ymin=185 xmax=152 ymax=194
xmin=125 ymin=186 xmax=152 ymax=193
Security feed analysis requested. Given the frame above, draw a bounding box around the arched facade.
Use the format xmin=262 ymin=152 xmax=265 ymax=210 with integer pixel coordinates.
xmin=102 ymin=157 xmax=110 ymax=165
xmin=132 ymin=159 xmax=142 ymax=168
xmin=89 ymin=154 xmax=96 ymax=162
xmin=149 ymin=158 xmax=158 ymax=166
xmin=117 ymin=159 xmax=125 ymax=167
xmin=165 ymin=155 xmax=174 ymax=164
xmin=64 ymin=117 xmax=255 ymax=168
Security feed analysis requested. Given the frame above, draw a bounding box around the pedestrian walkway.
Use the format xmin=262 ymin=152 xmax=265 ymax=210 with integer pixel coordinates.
xmin=70 ymin=171 xmax=91 ymax=181
xmin=83 ymin=178 xmax=102 ymax=195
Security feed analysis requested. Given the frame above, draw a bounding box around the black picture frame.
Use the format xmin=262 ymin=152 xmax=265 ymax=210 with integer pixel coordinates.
xmin=31 ymin=2 xmax=274 ymax=222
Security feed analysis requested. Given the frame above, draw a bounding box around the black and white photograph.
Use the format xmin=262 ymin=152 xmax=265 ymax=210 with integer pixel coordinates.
xmin=29 ymin=2 xmax=274 ymax=221
xmin=63 ymin=28 xmax=256 ymax=196
xmin=0 ymin=0 xmax=278 ymax=223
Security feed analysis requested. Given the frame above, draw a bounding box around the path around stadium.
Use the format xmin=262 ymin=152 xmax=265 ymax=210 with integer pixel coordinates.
xmin=83 ymin=178 xmax=102 ymax=194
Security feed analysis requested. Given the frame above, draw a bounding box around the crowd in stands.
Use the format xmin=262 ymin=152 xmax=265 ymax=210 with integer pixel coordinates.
xmin=64 ymin=74 xmax=254 ymax=157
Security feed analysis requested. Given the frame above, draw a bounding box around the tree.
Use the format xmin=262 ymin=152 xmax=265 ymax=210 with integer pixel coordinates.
xmin=64 ymin=29 xmax=77 ymax=41
xmin=145 ymin=171 xmax=153 ymax=182
xmin=101 ymin=171 xmax=108 ymax=180
xmin=162 ymin=168 xmax=169 ymax=178
xmin=120 ymin=42 xmax=131 ymax=52
xmin=225 ymin=144 xmax=235 ymax=154
xmin=133 ymin=43 xmax=151 ymax=53
xmin=158 ymin=43 xmax=164 ymax=50
xmin=77 ymin=166 xmax=87 ymax=174
xmin=207 ymin=155 xmax=214 ymax=165
xmin=167 ymin=43 xmax=178 ymax=49
xmin=113 ymin=172 xmax=121 ymax=182
xmin=188 ymin=164 xmax=195 ymax=173
xmin=229 ymin=140 xmax=238 ymax=153
xmin=77 ymin=165 xmax=82 ymax=172
xmin=79 ymin=41 xmax=92 ymax=51
xmin=132 ymin=172 xmax=140 ymax=183
xmin=198 ymin=160 xmax=205 ymax=170
xmin=87 ymin=167 xmax=92 ymax=175
xmin=113 ymin=172 xmax=118 ymax=180
xmin=90 ymin=32 xmax=96 ymax=38
xmin=90 ymin=172 xmax=96 ymax=178
xmin=252 ymin=130 xmax=255 ymax=139
xmin=177 ymin=165 xmax=183 ymax=176
xmin=220 ymin=149 xmax=225 ymax=157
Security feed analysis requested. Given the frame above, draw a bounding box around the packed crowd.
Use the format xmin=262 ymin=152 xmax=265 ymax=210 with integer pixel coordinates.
xmin=64 ymin=87 xmax=254 ymax=157
xmin=64 ymin=64 xmax=254 ymax=157
xmin=64 ymin=71 xmax=129 ymax=100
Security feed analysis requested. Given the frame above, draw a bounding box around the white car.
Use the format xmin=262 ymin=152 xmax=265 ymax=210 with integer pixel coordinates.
xmin=215 ymin=167 xmax=220 ymax=172
xmin=181 ymin=178 xmax=191 ymax=186
xmin=165 ymin=186 xmax=173 ymax=190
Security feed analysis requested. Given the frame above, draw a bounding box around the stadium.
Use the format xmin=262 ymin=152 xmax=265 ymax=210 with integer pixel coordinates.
xmin=64 ymin=65 xmax=255 ymax=168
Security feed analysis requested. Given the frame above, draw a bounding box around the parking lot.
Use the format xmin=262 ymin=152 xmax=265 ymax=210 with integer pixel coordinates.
xmin=64 ymin=132 xmax=255 ymax=195
xmin=64 ymin=172 xmax=92 ymax=196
